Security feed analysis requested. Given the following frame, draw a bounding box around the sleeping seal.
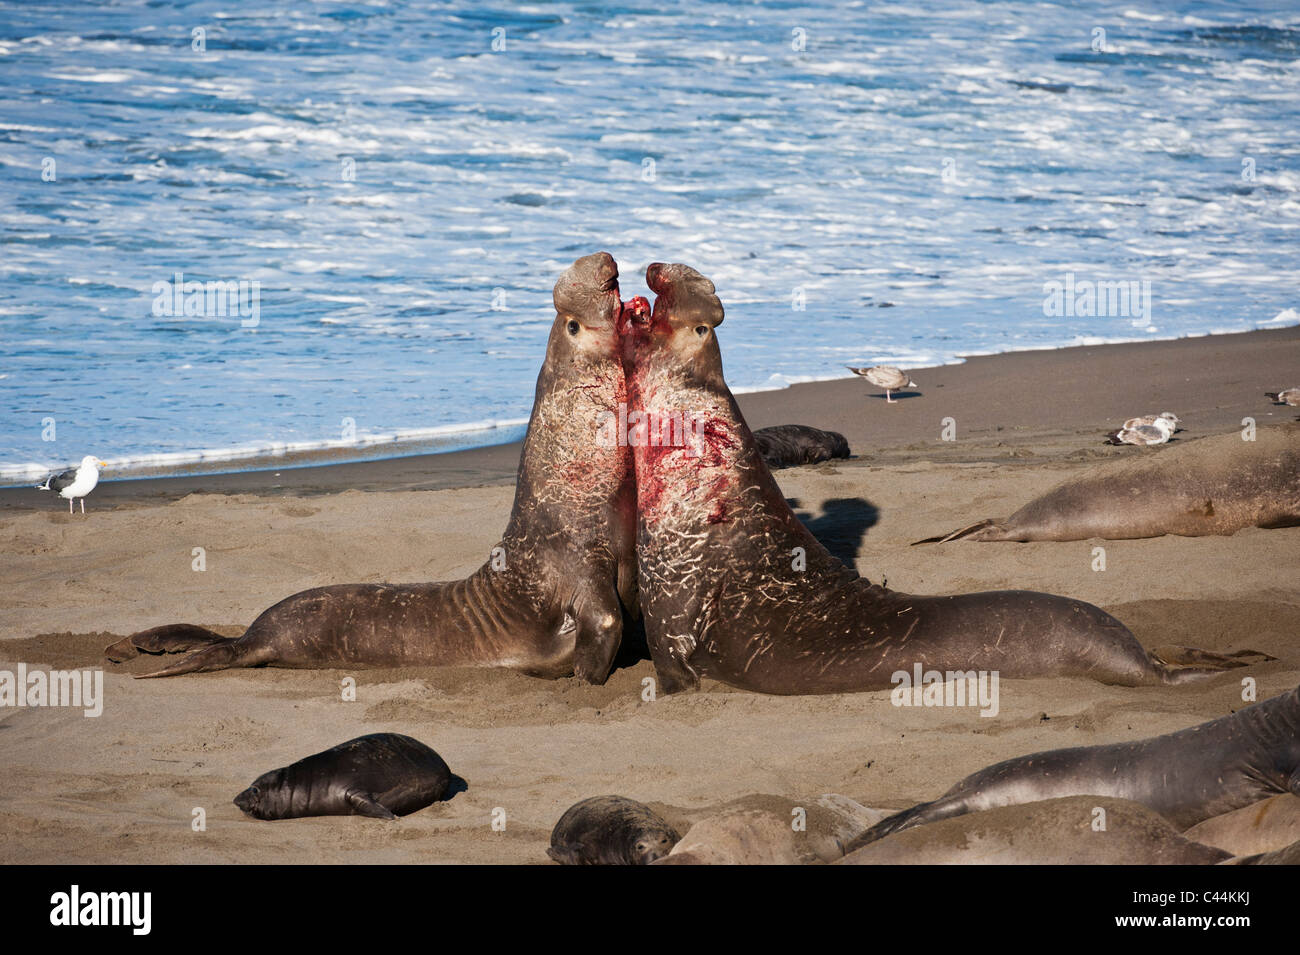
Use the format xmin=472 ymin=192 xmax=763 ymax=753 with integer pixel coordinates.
xmin=918 ymin=426 xmax=1299 ymax=542
xmin=846 ymin=684 xmax=1300 ymax=851
xmin=234 ymin=733 xmax=461 ymax=820
xmin=547 ymin=795 xmax=680 ymax=865
xmin=752 ymin=424 xmax=850 ymax=469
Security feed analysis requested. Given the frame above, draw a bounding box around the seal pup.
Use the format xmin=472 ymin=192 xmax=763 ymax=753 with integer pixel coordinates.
xmin=1265 ymin=387 xmax=1300 ymax=406
xmin=752 ymin=424 xmax=850 ymax=469
xmin=1106 ymin=417 xmax=1173 ymax=446
xmin=36 ymin=455 xmax=105 ymax=514
xmin=838 ymin=796 xmax=1230 ymax=865
xmin=846 ymin=365 xmax=915 ymax=403
xmin=918 ymin=426 xmax=1300 ymax=542
xmin=547 ymin=795 xmax=680 ymax=865
xmin=1183 ymin=794 xmax=1300 ymax=857
xmin=618 ymin=262 xmax=1256 ymax=695
xmin=107 ymin=252 xmax=646 ymax=683
xmin=233 ymin=733 xmax=461 ymax=820
xmin=845 ymin=685 xmax=1300 ymax=850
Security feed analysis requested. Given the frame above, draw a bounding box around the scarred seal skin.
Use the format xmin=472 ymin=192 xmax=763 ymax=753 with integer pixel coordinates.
xmin=752 ymin=424 xmax=850 ymax=469
xmin=844 ymin=684 xmax=1300 ymax=851
xmin=106 ymin=252 xmax=645 ymax=684
xmin=547 ymin=795 xmax=680 ymax=865
xmin=233 ymin=733 xmax=462 ymax=821
xmin=618 ymin=262 xmax=1260 ymax=695
xmin=918 ymin=426 xmax=1300 ymax=543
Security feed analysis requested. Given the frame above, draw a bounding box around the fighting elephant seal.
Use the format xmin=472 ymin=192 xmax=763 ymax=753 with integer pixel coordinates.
xmin=547 ymin=795 xmax=680 ymax=865
xmin=918 ymin=426 xmax=1300 ymax=543
xmin=617 ymin=262 xmax=1258 ymax=695
xmin=234 ymin=733 xmax=461 ymax=820
xmin=845 ymin=684 xmax=1300 ymax=851
xmin=752 ymin=425 xmax=850 ymax=469
xmin=106 ymin=252 xmax=647 ymax=683
xmin=838 ymin=796 xmax=1230 ymax=865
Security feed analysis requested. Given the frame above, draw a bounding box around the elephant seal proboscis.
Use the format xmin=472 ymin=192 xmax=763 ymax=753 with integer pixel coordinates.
xmin=1183 ymin=794 xmax=1300 ymax=857
xmin=617 ymin=261 xmax=1260 ymax=694
xmin=838 ymin=796 xmax=1230 ymax=865
xmin=547 ymin=795 xmax=680 ymax=865
xmin=845 ymin=684 xmax=1300 ymax=851
xmin=752 ymin=425 xmax=850 ymax=469
xmin=106 ymin=252 xmax=647 ymax=683
xmin=918 ymin=426 xmax=1299 ymax=542
xmin=233 ymin=733 xmax=462 ymax=820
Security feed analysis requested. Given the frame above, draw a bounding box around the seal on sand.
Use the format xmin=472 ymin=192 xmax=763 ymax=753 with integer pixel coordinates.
xmin=234 ymin=733 xmax=462 ymax=820
xmin=547 ymin=795 xmax=680 ymax=865
xmin=918 ymin=426 xmax=1300 ymax=542
xmin=838 ymin=796 xmax=1230 ymax=866
xmin=617 ymin=262 xmax=1260 ymax=695
xmin=106 ymin=252 xmax=648 ymax=683
xmin=845 ymin=685 xmax=1300 ymax=850
xmin=752 ymin=424 xmax=850 ymax=469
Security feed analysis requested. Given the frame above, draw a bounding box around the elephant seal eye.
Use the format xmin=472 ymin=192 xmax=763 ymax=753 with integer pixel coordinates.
xmin=695 ymin=325 xmax=709 ymax=337
xmin=567 ymin=320 xmax=580 ymax=336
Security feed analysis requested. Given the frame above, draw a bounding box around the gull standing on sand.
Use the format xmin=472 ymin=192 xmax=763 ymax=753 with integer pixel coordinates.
xmin=1265 ymin=388 xmax=1300 ymax=407
xmin=1122 ymin=411 xmax=1181 ymax=432
xmin=36 ymin=455 xmax=105 ymax=514
xmin=846 ymin=365 xmax=916 ymax=403
xmin=1106 ymin=417 xmax=1174 ymax=447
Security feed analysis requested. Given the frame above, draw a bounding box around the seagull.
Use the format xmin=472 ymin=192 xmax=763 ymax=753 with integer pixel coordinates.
xmin=846 ymin=365 xmax=916 ymax=403
xmin=36 ymin=455 xmax=106 ymax=514
xmin=1122 ymin=411 xmax=1181 ymax=432
xmin=1265 ymin=388 xmax=1300 ymax=407
xmin=1106 ymin=417 xmax=1174 ymax=446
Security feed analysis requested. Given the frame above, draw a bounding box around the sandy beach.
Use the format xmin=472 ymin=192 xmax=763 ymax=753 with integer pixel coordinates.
xmin=1 ymin=326 xmax=1297 ymax=864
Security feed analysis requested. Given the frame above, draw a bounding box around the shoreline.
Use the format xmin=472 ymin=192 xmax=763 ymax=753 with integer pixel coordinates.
xmin=3 ymin=323 xmax=1297 ymax=510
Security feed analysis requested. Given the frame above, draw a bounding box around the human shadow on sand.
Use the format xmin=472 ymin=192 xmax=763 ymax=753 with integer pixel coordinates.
xmin=789 ymin=496 xmax=880 ymax=565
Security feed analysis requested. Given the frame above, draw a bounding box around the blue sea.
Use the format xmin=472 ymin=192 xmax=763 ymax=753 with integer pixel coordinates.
xmin=2 ymin=0 xmax=1298 ymax=483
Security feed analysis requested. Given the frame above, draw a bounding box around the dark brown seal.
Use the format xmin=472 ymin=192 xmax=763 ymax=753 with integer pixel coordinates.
xmin=233 ymin=733 xmax=462 ymax=820
xmin=918 ymin=427 xmax=1300 ymax=542
xmin=617 ymin=262 xmax=1260 ymax=695
xmin=106 ymin=252 xmax=647 ymax=682
xmin=547 ymin=795 xmax=680 ymax=865
xmin=752 ymin=424 xmax=850 ymax=469
xmin=846 ymin=684 xmax=1300 ymax=850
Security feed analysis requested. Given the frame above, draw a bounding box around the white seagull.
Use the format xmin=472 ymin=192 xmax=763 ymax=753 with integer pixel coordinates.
xmin=846 ymin=365 xmax=917 ymax=403
xmin=1265 ymin=388 xmax=1300 ymax=407
xmin=1122 ymin=411 xmax=1181 ymax=432
xmin=1106 ymin=417 xmax=1174 ymax=447
xmin=36 ymin=455 xmax=106 ymax=514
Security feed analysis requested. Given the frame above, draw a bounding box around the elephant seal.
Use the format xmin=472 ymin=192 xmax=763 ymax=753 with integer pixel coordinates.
xmin=752 ymin=425 xmax=850 ymax=469
xmin=1183 ymin=794 xmax=1300 ymax=857
xmin=547 ymin=795 xmax=680 ymax=865
xmin=617 ymin=262 xmax=1258 ymax=695
xmin=106 ymin=252 xmax=647 ymax=683
xmin=846 ymin=685 xmax=1300 ymax=850
xmin=918 ymin=426 xmax=1300 ymax=542
xmin=1225 ymin=839 xmax=1300 ymax=865
xmin=652 ymin=808 xmax=822 ymax=865
xmin=233 ymin=733 xmax=461 ymax=820
xmin=838 ymin=796 xmax=1230 ymax=865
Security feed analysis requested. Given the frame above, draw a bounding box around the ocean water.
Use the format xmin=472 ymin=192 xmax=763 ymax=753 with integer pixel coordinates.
xmin=1 ymin=0 xmax=1298 ymax=483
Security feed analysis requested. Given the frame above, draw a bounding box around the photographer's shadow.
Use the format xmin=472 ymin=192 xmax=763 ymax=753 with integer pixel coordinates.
xmin=789 ymin=496 xmax=880 ymax=565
